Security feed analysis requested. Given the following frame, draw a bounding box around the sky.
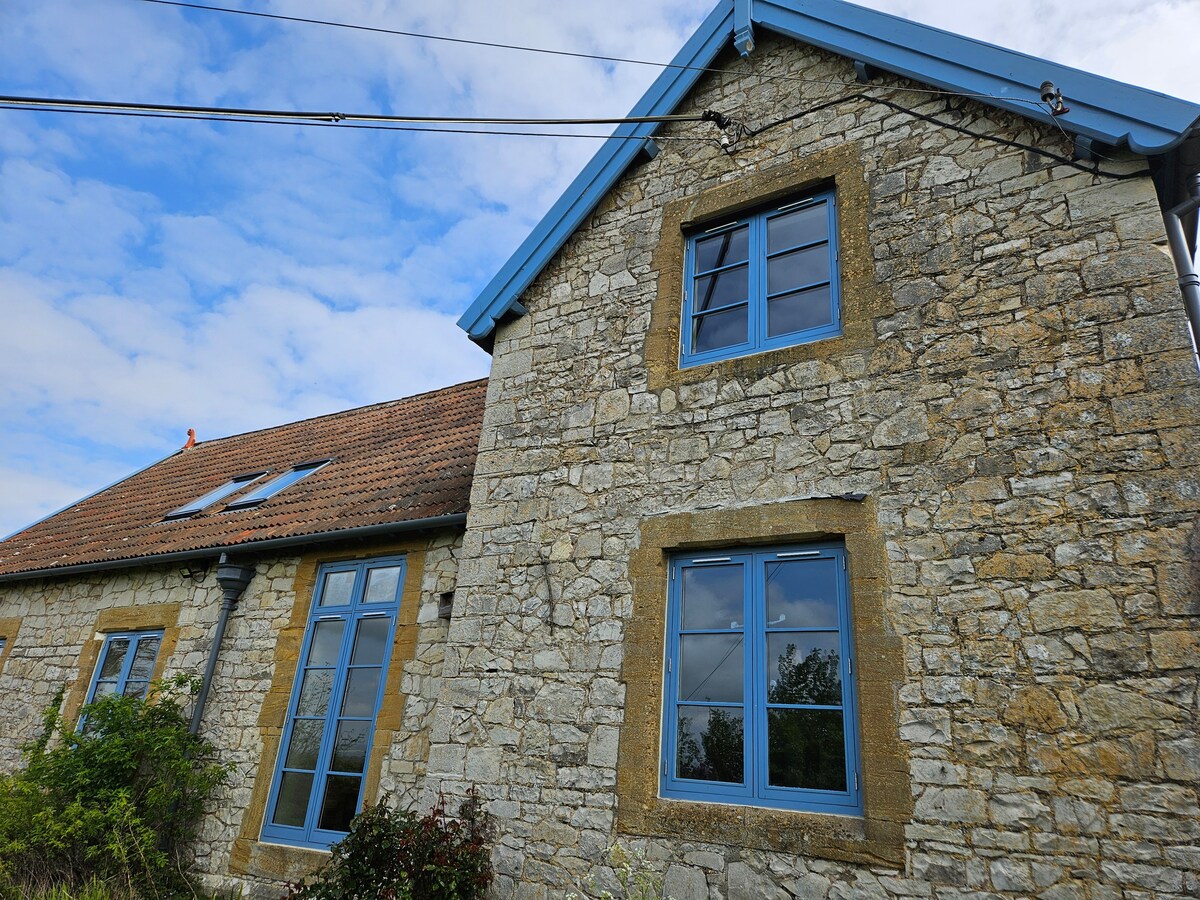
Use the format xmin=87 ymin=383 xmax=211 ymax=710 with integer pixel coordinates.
xmin=1 ymin=0 xmax=1198 ymax=539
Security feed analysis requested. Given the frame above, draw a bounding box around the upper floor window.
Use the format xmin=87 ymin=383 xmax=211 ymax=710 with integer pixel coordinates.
xmin=86 ymin=630 xmax=163 ymax=703
xmin=662 ymin=543 xmax=860 ymax=815
xmin=225 ymin=460 xmax=330 ymax=510
xmin=680 ymin=190 xmax=840 ymax=368
xmin=261 ymin=557 xmax=406 ymax=849
xmin=164 ymin=472 xmax=265 ymax=519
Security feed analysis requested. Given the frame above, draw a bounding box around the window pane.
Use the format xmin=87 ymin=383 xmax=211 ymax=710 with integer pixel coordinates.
xmin=694 ymin=305 xmax=749 ymax=353
xmin=768 ymin=285 xmax=834 ymax=337
xmin=766 ymin=634 xmax=842 ymax=705
xmin=681 ymin=564 xmax=743 ymax=631
xmin=272 ymin=772 xmax=314 ymax=827
xmin=330 ymin=720 xmax=372 ymax=774
xmin=284 ymin=719 xmax=325 ymax=770
xmin=307 ymin=620 xmax=345 ymax=666
xmin=122 ymin=679 xmax=151 ymax=699
xmin=91 ymin=681 xmax=117 ymax=699
xmin=768 ymin=709 xmax=846 ymax=791
xmin=679 ymin=634 xmax=743 ymax=703
xmin=694 ymin=225 xmax=749 ymax=271
xmin=350 ymin=618 xmax=390 ymax=666
xmin=98 ymin=639 xmax=130 ymax=680
xmin=765 ymin=559 xmax=839 ymax=628
xmin=127 ymin=637 xmax=160 ymax=681
xmin=340 ymin=667 xmax=382 ymax=718
xmin=767 ymin=203 xmax=827 ymax=254
xmin=363 ymin=566 xmax=402 ymax=604
xmin=676 ymin=706 xmax=744 ymax=784
xmin=767 ymin=244 xmax=830 ymax=295
xmin=296 ymin=670 xmax=335 ymax=716
xmin=318 ymin=775 xmax=362 ymax=833
xmin=319 ymin=571 xmax=356 ymax=607
xmin=693 ymin=265 xmax=749 ymax=312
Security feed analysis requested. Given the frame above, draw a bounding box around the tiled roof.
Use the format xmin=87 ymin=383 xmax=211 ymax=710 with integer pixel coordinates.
xmin=0 ymin=379 xmax=488 ymax=578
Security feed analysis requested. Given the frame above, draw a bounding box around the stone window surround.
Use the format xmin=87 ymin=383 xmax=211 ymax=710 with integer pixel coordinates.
xmin=230 ymin=537 xmax=429 ymax=885
xmin=645 ymin=141 xmax=890 ymax=393
xmin=62 ymin=603 xmax=182 ymax=726
xmin=617 ymin=499 xmax=910 ymax=867
xmin=0 ymin=617 xmax=20 ymax=673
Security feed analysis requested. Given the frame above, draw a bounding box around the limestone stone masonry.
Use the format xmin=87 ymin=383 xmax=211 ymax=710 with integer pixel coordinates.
xmin=0 ymin=531 xmax=463 ymax=899
xmin=431 ymin=34 xmax=1200 ymax=900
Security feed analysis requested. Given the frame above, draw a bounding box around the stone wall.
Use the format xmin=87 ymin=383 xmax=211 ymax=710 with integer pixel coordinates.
xmin=0 ymin=529 xmax=463 ymax=897
xmin=434 ymin=33 xmax=1200 ymax=900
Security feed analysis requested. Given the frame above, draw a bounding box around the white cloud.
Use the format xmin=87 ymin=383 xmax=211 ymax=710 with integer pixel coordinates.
xmin=0 ymin=0 xmax=1196 ymax=536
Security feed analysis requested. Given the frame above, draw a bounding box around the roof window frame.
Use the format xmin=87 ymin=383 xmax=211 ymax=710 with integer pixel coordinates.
xmin=163 ymin=471 xmax=267 ymax=521
xmin=223 ymin=459 xmax=332 ymax=511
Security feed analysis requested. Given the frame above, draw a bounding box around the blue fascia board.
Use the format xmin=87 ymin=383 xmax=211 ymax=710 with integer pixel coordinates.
xmin=755 ymin=0 xmax=1200 ymax=156
xmin=458 ymin=0 xmax=1200 ymax=343
xmin=457 ymin=2 xmax=736 ymax=341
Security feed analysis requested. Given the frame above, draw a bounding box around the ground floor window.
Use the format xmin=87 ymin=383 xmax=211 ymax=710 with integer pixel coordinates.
xmin=86 ymin=630 xmax=163 ymax=703
xmin=261 ymin=556 xmax=406 ymax=850
xmin=662 ymin=542 xmax=860 ymax=814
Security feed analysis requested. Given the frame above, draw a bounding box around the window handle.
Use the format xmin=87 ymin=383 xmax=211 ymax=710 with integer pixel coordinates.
xmin=316 ymin=615 xmax=342 ymax=621
xmin=776 ymin=551 xmax=820 ymax=558
xmin=359 ymin=612 xmax=390 ymax=618
xmin=691 ymin=556 xmax=731 ymax=564
xmin=703 ymin=221 xmax=738 ymax=234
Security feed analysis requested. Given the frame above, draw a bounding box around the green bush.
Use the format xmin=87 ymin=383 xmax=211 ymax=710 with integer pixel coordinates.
xmin=0 ymin=676 xmax=231 ymax=899
xmin=287 ymin=790 xmax=494 ymax=900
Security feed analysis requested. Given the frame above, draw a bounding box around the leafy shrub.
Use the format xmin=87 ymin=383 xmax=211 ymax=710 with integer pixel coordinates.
xmin=0 ymin=676 xmax=231 ymax=899
xmin=287 ymin=790 xmax=494 ymax=900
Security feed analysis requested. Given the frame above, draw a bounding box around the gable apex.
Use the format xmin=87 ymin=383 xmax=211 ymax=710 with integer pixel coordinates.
xmin=458 ymin=0 xmax=1200 ymax=345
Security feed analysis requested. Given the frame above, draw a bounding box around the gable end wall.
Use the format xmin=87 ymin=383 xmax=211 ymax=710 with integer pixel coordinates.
xmin=438 ymin=33 xmax=1200 ymax=899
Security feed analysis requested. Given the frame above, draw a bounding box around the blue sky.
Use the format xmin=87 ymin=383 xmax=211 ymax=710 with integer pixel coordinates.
xmin=2 ymin=0 xmax=1199 ymax=538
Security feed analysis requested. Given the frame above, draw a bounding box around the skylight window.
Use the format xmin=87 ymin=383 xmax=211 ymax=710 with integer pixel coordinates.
xmin=165 ymin=472 xmax=265 ymax=520
xmin=224 ymin=460 xmax=330 ymax=510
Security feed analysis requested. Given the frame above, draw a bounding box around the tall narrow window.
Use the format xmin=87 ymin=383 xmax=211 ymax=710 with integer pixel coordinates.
xmin=261 ymin=557 xmax=406 ymax=849
xmin=681 ymin=190 xmax=840 ymax=367
xmin=662 ymin=543 xmax=860 ymax=815
xmin=86 ymin=631 xmax=163 ymax=702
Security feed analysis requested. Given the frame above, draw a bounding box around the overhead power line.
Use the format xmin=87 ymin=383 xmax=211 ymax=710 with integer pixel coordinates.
xmin=135 ymin=0 xmax=1058 ymax=109
xmin=0 ymin=94 xmax=734 ymax=140
xmin=0 ymin=94 xmax=722 ymax=128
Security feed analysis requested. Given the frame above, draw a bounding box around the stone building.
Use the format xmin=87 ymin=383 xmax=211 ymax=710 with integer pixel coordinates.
xmin=2 ymin=0 xmax=1200 ymax=897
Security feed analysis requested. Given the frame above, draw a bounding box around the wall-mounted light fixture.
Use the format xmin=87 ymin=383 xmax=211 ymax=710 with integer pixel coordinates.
xmin=183 ymin=559 xmax=210 ymax=581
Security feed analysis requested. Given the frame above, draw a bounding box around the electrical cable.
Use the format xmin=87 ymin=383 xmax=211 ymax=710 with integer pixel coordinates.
xmin=1 ymin=103 xmax=718 ymax=140
xmin=133 ymin=0 xmax=1067 ymax=110
xmin=737 ymin=91 xmax=1150 ymax=181
xmin=0 ymin=93 xmax=713 ymax=128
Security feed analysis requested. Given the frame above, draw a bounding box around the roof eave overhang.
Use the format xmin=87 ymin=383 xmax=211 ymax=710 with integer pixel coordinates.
xmin=457 ymin=1 xmax=735 ymax=342
xmin=0 ymin=512 xmax=468 ymax=584
xmin=456 ymin=0 xmax=1200 ymax=345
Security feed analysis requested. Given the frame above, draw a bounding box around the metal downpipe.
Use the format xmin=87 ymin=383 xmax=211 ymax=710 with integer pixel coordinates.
xmin=1161 ymin=172 xmax=1200 ymax=369
xmin=189 ymin=553 xmax=255 ymax=735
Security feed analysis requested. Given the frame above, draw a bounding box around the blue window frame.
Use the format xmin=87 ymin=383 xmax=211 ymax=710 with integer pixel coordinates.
xmin=261 ymin=556 xmax=406 ymax=849
xmin=225 ymin=460 xmax=330 ymax=510
xmin=164 ymin=472 xmax=265 ymax=519
xmin=662 ymin=543 xmax=860 ymax=815
xmin=86 ymin=630 xmax=163 ymax=703
xmin=680 ymin=190 xmax=841 ymax=368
